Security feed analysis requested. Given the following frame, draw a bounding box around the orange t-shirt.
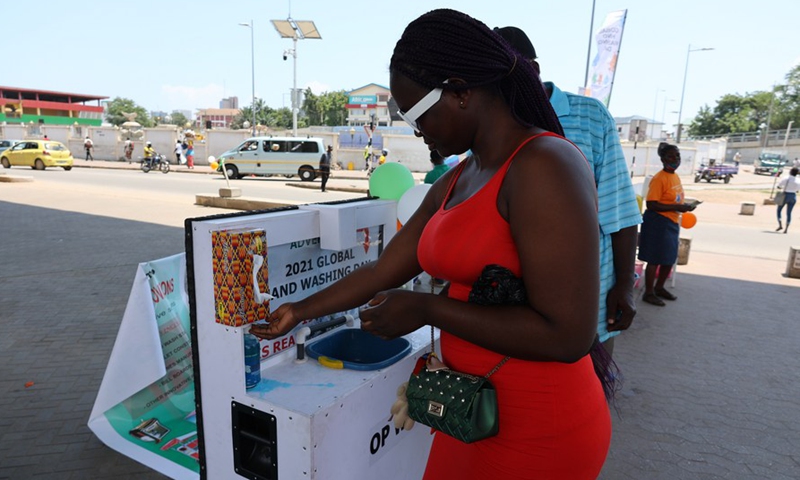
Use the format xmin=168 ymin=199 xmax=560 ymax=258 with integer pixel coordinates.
xmin=646 ymin=170 xmax=683 ymax=223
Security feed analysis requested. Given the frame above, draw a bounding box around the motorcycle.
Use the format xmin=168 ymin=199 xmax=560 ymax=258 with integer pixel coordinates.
xmin=141 ymin=153 xmax=170 ymax=174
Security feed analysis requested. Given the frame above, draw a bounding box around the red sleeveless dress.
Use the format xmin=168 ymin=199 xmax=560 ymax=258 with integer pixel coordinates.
xmin=417 ymin=134 xmax=611 ymax=479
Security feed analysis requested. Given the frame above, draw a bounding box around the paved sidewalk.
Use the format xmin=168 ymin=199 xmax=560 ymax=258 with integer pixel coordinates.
xmin=1 ymin=167 xmax=799 ymax=479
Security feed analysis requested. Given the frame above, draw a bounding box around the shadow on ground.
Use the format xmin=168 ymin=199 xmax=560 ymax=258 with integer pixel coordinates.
xmin=602 ymin=271 xmax=800 ymax=480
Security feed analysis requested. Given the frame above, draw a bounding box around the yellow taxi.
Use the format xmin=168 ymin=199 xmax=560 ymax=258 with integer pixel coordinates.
xmin=0 ymin=139 xmax=74 ymax=171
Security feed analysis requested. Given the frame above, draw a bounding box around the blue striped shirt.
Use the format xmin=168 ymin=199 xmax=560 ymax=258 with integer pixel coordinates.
xmin=547 ymin=82 xmax=642 ymax=342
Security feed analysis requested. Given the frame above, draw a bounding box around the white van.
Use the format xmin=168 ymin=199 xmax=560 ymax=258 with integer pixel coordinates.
xmin=216 ymin=136 xmax=324 ymax=181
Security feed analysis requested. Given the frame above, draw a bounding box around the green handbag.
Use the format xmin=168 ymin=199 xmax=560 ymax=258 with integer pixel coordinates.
xmin=405 ymin=265 xmax=517 ymax=443
xmin=405 ymin=326 xmax=508 ymax=443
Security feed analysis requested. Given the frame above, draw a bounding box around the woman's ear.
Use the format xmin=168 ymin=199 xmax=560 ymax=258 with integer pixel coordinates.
xmin=444 ymin=78 xmax=470 ymax=109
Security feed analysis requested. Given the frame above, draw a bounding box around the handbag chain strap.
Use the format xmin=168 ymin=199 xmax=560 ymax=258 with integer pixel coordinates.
xmin=429 ymin=280 xmax=510 ymax=380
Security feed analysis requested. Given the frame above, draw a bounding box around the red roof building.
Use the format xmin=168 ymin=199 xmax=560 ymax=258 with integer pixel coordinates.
xmin=0 ymin=86 xmax=107 ymax=126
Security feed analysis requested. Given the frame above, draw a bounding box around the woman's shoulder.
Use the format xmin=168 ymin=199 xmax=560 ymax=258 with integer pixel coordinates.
xmin=514 ymin=132 xmax=586 ymax=168
xmin=503 ymin=133 xmax=595 ymax=200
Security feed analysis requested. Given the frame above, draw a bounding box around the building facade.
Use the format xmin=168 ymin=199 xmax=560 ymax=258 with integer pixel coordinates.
xmin=346 ymin=84 xmax=392 ymax=127
xmin=0 ymin=86 xmax=106 ymax=126
xmin=614 ymin=115 xmax=667 ymax=142
xmin=220 ymin=97 xmax=239 ymax=109
xmin=195 ymin=108 xmax=240 ymax=129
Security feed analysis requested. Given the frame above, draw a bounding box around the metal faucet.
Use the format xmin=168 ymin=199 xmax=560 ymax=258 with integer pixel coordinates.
xmin=294 ymin=314 xmax=354 ymax=364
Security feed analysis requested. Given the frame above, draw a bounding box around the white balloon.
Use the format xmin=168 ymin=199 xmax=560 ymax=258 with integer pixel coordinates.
xmin=207 ymin=155 xmax=216 ymax=163
xmin=397 ymin=183 xmax=432 ymax=225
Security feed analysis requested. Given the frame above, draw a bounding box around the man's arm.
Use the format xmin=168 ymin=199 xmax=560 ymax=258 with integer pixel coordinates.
xmin=606 ymin=225 xmax=638 ymax=331
xmin=596 ymin=104 xmax=642 ymax=333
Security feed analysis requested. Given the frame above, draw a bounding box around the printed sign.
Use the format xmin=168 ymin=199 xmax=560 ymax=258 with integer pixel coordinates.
xmin=256 ymin=226 xmax=382 ymax=359
xmin=89 ymin=254 xmax=199 ymax=480
xmin=349 ymin=95 xmax=377 ymax=105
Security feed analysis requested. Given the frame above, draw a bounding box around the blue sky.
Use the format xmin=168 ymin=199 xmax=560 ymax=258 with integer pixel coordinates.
xmin=6 ymin=0 xmax=799 ymax=132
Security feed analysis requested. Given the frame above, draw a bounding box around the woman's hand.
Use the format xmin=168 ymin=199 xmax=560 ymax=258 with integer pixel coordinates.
xmin=249 ymin=302 xmax=301 ymax=340
xmin=359 ymin=290 xmax=427 ymax=339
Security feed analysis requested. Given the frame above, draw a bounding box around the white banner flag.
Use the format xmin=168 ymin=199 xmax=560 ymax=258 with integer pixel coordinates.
xmin=583 ymin=10 xmax=628 ymax=107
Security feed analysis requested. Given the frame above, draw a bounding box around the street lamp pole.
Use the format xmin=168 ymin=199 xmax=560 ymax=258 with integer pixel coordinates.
xmin=239 ymin=20 xmax=256 ymax=136
xmin=676 ymin=44 xmax=714 ymax=143
xmin=271 ymin=18 xmax=321 ymax=138
xmin=292 ymin=35 xmax=298 ymax=137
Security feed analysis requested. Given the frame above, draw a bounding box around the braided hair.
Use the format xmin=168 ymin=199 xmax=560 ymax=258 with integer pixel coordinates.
xmin=390 ymin=9 xmax=563 ymax=136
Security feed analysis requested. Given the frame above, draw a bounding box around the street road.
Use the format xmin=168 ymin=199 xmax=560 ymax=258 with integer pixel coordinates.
xmin=3 ymin=164 xmax=793 ymax=261
xmin=1 ymin=166 xmax=365 ymax=227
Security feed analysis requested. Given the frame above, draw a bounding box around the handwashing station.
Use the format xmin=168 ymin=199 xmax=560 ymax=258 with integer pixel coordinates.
xmin=186 ymin=198 xmax=436 ymax=480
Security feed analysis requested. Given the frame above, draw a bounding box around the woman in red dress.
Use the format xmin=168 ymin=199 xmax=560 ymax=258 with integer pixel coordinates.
xmin=253 ymin=8 xmax=610 ymax=478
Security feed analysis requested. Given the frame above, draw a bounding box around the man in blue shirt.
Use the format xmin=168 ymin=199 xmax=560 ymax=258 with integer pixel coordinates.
xmin=497 ymin=26 xmax=642 ymax=354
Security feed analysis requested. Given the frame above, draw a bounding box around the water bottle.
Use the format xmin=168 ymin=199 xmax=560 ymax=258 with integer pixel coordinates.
xmin=244 ymin=328 xmax=261 ymax=389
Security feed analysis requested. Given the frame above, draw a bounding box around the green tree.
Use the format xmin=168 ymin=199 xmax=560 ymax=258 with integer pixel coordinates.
xmin=166 ymin=111 xmax=189 ymax=128
xmin=231 ymin=98 xmax=276 ymax=130
xmin=301 ymin=89 xmax=347 ymax=126
xmin=688 ymin=63 xmax=800 ymax=136
xmin=687 ymin=106 xmax=718 ymax=137
xmin=271 ymin=107 xmax=294 ymax=129
xmin=688 ymin=90 xmax=782 ymax=137
xmin=303 ymin=89 xmax=322 ymax=125
xmin=105 ymin=97 xmax=153 ymax=127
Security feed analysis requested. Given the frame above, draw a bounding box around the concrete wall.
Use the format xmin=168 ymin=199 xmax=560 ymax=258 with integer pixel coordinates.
xmin=0 ymin=122 xmax=729 ymax=175
xmin=622 ymin=138 xmax=727 ymax=177
xmin=721 ymin=139 xmax=800 ymax=164
xmin=0 ymin=123 xmax=254 ymax=165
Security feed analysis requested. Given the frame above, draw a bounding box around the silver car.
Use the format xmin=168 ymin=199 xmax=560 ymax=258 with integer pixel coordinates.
xmin=0 ymin=139 xmax=21 ymax=154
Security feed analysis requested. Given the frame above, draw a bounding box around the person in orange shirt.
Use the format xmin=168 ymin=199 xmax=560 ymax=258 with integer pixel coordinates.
xmin=638 ymin=142 xmax=696 ymax=306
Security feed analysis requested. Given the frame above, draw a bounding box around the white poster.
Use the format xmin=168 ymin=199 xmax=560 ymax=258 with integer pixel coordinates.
xmin=583 ymin=9 xmax=628 ymax=107
xmin=88 ymin=253 xmax=199 ymax=480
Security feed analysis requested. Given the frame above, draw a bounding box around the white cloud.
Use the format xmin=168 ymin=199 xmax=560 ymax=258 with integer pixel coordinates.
xmin=160 ymin=84 xmax=226 ymax=112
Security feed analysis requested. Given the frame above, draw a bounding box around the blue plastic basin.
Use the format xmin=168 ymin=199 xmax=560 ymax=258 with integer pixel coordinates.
xmin=305 ymin=328 xmax=411 ymax=371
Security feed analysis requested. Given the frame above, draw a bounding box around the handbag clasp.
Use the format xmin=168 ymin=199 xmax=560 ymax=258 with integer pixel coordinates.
xmin=427 ymin=401 xmax=445 ymax=417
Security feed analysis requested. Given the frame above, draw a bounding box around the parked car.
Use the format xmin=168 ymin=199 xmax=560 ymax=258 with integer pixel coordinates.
xmin=0 ymin=140 xmax=74 ymax=170
xmin=754 ymin=152 xmax=788 ymax=175
xmin=0 ymin=139 xmax=21 ymax=153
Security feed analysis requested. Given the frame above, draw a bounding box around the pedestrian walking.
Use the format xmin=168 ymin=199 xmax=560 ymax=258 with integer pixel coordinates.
xmin=124 ymin=138 xmax=134 ymax=163
xmin=185 ymin=140 xmax=194 ymax=169
xmin=319 ymin=145 xmax=332 ymax=192
xmin=84 ymin=136 xmax=94 ymax=161
xmin=174 ymin=140 xmax=184 ymax=165
xmin=776 ymin=167 xmax=800 ymax=233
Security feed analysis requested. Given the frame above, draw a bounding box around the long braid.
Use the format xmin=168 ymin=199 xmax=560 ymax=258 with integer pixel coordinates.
xmin=390 ymin=9 xmax=563 ymax=136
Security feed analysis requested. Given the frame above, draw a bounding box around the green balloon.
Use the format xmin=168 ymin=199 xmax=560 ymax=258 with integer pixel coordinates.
xmin=368 ymin=162 xmax=415 ymax=200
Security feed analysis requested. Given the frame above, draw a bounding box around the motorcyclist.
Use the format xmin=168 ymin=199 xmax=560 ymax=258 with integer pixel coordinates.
xmin=144 ymin=141 xmax=156 ymax=166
